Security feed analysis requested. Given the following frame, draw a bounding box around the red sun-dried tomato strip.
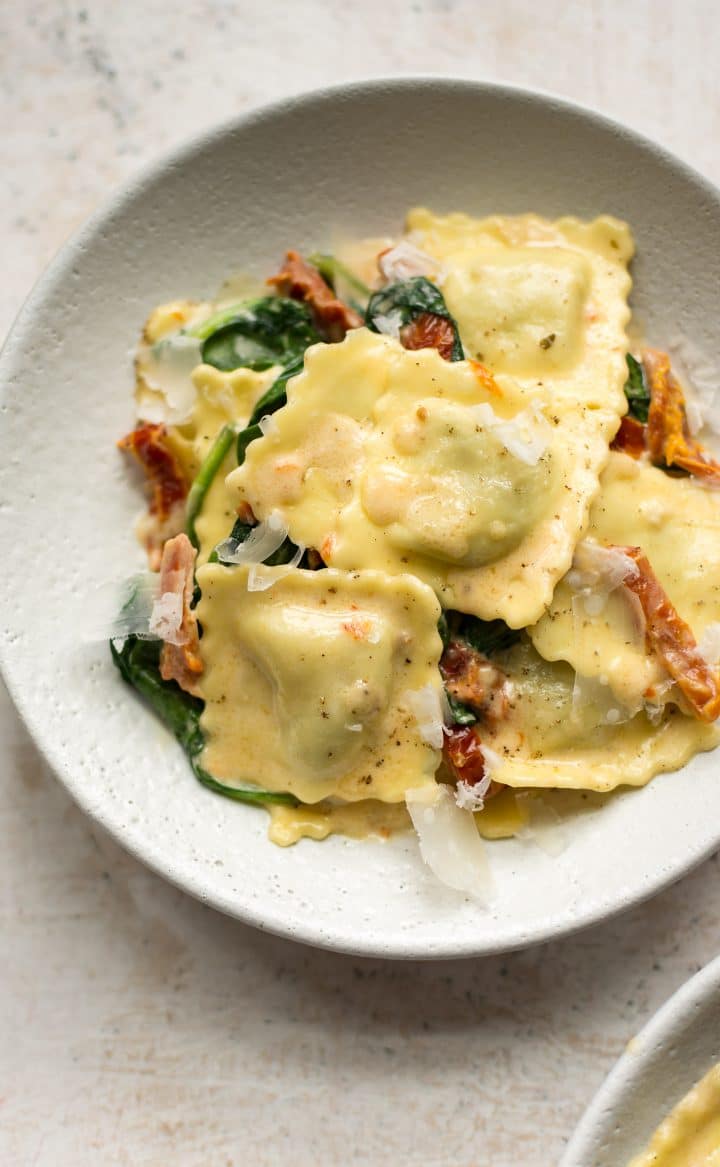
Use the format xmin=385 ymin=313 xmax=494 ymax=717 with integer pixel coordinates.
xmin=156 ymin=532 xmax=203 ymax=698
xmin=442 ymin=726 xmax=502 ymax=803
xmin=643 ymin=348 xmax=720 ymax=484
xmin=118 ymin=423 xmax=188 ymax=521
xmin=268 ymin=250 xmax=363 ymax=341
xmin=440 ymin=639 xmax=510 ymax=722
xmin=400 ymin=311 xmax=457 ymax=361
xmin=617 ymin=544 xmax=720 ymax=722
xmin=443 ymin=725 xmax=487 ymax=786
xmin=611 ymin=414 xmax=647 ymax=458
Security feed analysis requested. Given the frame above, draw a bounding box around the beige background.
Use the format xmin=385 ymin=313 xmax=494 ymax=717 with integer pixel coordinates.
xmin=2 ymin=2 xmax=720 ymax=1164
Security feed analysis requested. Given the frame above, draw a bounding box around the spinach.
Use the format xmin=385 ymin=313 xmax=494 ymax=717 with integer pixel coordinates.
xmin=186 ymin=423 xmax=236 ymax=549
xmin=365 ymin=276 xmax=464 ymax=361
xmin=442 ymin=610 xmax=521 ymax=656
xmin=307 ymin=252 xmax=371 ymax=308
xmin=234 ymin=354 xmax=306 ymax=465
xmin=623 ymin=353 xmax=650 ymax=423
xmin=445 ymin=692 xmax=477 ymax=727
xmin=192 ymin=297 xmax=320 ymax=372
xmin=110 ymin=636 xmax=296 ymax=806
xmin=236 ymin=422 xmax=263 ymax=466
xmin=247 ymin=353 xmax=305 ymax=427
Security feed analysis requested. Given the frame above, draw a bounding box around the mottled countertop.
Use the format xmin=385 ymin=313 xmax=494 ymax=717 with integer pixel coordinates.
xmin=3 ymin=3 xmax=720 ymax=1164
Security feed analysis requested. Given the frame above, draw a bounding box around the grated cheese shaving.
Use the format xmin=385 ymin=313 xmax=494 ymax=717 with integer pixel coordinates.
xmin=379 ymin=241 xmax=446 ymax=285
xmin=216 ymin=510 xmax=288 ymax=565
xmin=247 ymin=542 xmax=305 ymax=592
xmin=470 ymin=401 xmax=551 ymax=466
xmin=406 ymin=784 xmax=492 ymax=901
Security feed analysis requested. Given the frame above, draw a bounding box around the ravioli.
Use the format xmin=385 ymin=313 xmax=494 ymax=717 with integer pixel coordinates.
xmin=228 ymin=328 xmax=622 ymax=626
xmin=195 ymin=564 xmax=443 ymax=804
xmin=406 ymin=208 xmax=634 ymax=408
xmin=531 ymin=450 xmax=720 ymax=712
xmin=479 ymin=639 xmax=718 ymax=793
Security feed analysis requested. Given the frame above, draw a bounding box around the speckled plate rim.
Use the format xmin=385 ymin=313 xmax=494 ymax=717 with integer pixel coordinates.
xmin=561 ymin=952 xmax=720 ymax=1165
xmin=2 ymin=76 xmax=720 ymax=958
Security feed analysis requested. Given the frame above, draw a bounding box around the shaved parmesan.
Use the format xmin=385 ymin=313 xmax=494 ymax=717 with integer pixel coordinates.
xmin=455 ymin=773 xmax=492 ymax=811
xmin=470 ymin=402 xmax=551 ymax=466
xmin=85 ymin=572 xmax=159 ymax=642
xmin=247 ymin=542 xmax=305 ymax=592
xmin=455 ymin=743 xmax=502 ymax=810
xmin=148 ymin=591 xmax=184 ymax=644
xmin=372 ymin=310 xmax=403 ymax=339
xmin=137 ymin=331 xmax=202 ymax=424
xmin=379 ymin=241 xmax=446 ymax=284
xmin=216 ymin=511 xmax=288 ymax=565
xmin=406 ymin=784 xmax=492 ymax=901
xmin=404 ymin=684 xmax=445 ymax=749
xmin=567 ymin=540 xmax=640 ymax=618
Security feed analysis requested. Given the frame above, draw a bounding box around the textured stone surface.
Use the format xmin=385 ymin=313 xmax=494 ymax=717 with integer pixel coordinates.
xmin=2 ymin=3 xmax=720 ymax=1164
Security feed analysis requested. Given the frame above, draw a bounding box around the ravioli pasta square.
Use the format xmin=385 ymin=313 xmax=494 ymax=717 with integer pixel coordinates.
xmin=195 ymin=564 xmax=443 ymax=805
xmin=478 ymin=640 xmax=719 ymax=794
xmin=229 ymin=328 xmax=624 ymax=627
xmin=530 ymin=451 xmax=720 ymax=714
xmin=406 ymin=207 xmax=634 ymax=408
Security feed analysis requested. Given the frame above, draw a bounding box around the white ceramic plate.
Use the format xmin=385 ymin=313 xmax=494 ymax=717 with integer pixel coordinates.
xmin=2 ymin=78 xmax=720 ymax=958
xmin=562 ymin=953 xmax=720 ymax=1165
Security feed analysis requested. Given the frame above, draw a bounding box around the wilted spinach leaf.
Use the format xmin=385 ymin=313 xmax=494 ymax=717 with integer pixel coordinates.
xmin=365 ymin=276 xmax=463 ymax=361
xmin=195 ymin=297 xmax=320 ymax=372
xmin=624 ymin=353 xmax=650 ymax=423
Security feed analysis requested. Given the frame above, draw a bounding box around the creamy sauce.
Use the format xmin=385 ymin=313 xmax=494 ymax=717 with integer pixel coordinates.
xmin=482 ymin=638 xmax=719 ymax=793
xmin=532 ymin=450 xmax=720 ymax=712
xmin=628 ymin=1063 xmax=720 ymax=1166
xmin=268 ymin=799 xmax=410 ymax=846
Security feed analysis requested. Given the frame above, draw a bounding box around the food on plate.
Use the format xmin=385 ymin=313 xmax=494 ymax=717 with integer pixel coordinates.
xmin=627 ymin=1062 xmax=720 ymax=1166
xmin=111 ymin=208 xmax=720 ymax=896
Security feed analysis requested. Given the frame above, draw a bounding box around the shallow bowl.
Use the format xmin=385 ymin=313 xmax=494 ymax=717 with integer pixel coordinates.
xmin=2 ymin=78 xmax=720 ymax=957
xmin=562 ymin=954 xmax=720 ymax=1165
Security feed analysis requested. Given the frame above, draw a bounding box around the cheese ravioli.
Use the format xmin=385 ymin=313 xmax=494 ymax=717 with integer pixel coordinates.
xmin=479 ymin=639 xmax=718 ymax=793
xmin=228 ymin=328 xmax=622 ymax=627
xmin=406 ymin=207 xmax=633 ymax=411
xmin=195 ymin=564 xmax=443 ymax=804
xmin=531 ymin=451 xmax=720 ymax=713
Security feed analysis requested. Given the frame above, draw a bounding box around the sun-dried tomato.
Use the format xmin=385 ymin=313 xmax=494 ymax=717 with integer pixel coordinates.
xmin=399 ymin=311 xmax=457 ymax=361
xmin=618 ymin=544 xmax=720 ymax=722
xmin=268 ymin=251 xmax=362 ymax=341
xmin=440 ymin=639 xmax=511 ymax=722
xmin=644 ymin=348 xmax=720 ymax=484
xmin=443 ymin=725 xmax=487 ymax=786
xmin=611 ymin=414 xmax=647 ymax=458
xmin=117 ymin=423 xmax=188 ymax=520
